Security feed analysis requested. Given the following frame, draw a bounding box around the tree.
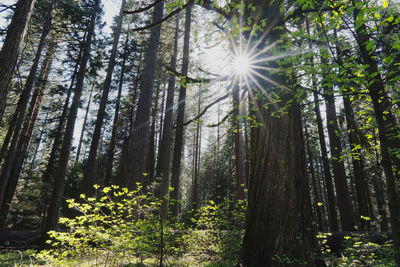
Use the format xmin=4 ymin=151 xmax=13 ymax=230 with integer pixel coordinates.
xmin=123 ymin=0 xmax=164 ymax=188
xmin=0 ymin=0 xmax=35 ymax=122
xmin=240 ymin=1 xmax=323 ymax=265
xmin=80 ymin=0 xmax=126 ymax=194
xmin=41 ymin=0 xmax=100 ymax=243
xmin=170 ymin=2 xmax=193 ymax=216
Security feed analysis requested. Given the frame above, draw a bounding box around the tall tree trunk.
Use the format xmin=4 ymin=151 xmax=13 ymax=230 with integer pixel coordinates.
xmin=352 ymin=2 xmax=400 ymax=263
xmin=241 ymin=1 xmax=322 ymax=265
xmin=170 ymin=3 xmax=193 ymax=217
xmin=232 ymin=85 xmax=248 ymax=201
xmin=41 ymin=0 xmax=100 ymax=244
xmin=0 ymin=0 xmax=56 ymax=210
xmin=304 ymin=121 xmax=325 ymax=231
xmin=81 ymin=0 xmax=126 ymax=194
xmin=322 ymin=60 xmax=355 ymax=230
xmin=333 ymin=28 xmax=374 ymax=229
xmin=104 ymin=32 xmax=130 ymax=187
xmin=124 ymin=1 xmax=164 ymax=188
xmin=0 ymin=0 xmax=35 ymax=121
xmin=75 ymin=86 xmax=93 ymax=163
xmin=0 ymin=38 xmax=57 ymax=228
xmin=156 ymin=15 xmax=180 ymax=219
xmin=145 ymin=83 xmax=161 ymax=187
xmin=313 ymin=91 xmax=338 ymax=231
xmin=192 ymin=88 xmax=201 ymax=214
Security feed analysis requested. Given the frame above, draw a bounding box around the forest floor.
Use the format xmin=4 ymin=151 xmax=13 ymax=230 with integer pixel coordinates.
xmin=0 ymin=231 xmax=397 ymax=266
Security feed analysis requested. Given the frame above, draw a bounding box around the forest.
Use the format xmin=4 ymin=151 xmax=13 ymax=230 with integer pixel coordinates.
xmin=0 ymin=0 xmax=399 ymax=266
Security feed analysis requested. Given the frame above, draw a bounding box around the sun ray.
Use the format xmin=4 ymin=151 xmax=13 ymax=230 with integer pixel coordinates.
xmin=248 ymin=68 xmax=284 ymax=89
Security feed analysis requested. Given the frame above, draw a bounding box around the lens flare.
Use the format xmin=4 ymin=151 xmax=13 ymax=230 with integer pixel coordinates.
xmin=232 ymin=54 xmax=250 ymax=75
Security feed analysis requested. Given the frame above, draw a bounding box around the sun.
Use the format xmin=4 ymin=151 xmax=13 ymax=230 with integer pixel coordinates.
xmin=232 ymin=53 xmax=251 ymax=75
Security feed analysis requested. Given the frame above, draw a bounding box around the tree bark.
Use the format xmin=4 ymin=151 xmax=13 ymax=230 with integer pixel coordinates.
xmin=232 ymin=85 xmax=248 ymax=201
xmin=81 ymin=0 xmax=126 ymax=194
xmin=322 ymin=64 xmax=355 ymax=230
xmin=241 ymin=1 xmax=323 ymax=265
xmin=0 ymin=0 xmax=35 ymax=121
xmin=124 ymin=1 xmax=164 ymax=188
xmin=104 ymin=32 xmax=130 ymax=186
xmin=313 ymin=91 xmax=338 ymax=231
xmin=156 ymin=15 xmax=180 ymax=220
xmin=170 ymin=3 xmax=193 ymax=217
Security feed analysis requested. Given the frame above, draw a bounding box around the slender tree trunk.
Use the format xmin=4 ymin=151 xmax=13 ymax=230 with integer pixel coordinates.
xmin=41 ymin=0 xmax=100 ymax=244
xmin=146 ymin=83 xmax=161 ymax=187
xmin=104 ymin=33 xmax=130 ymax=187
xmin=81 ymin=0 xmax=126 ymax=194
xmin=322 ymin=61 xmax=355 ymax=230
xmin=0 ymin=0 xmax=55 ymax=209
xmin=192 ymin=89 xmax=201 ymax=214
xmin=170 ymin=3 xmax=193 ymax=217
xmin=313 ymin=91 xmax=338 ymax=231
xmin=232 ymin=86 xmax=248 ymax=201
xmin=0 ymin=0 xmax=35 ymax=121
xmin=124 ymin=1 xmax=164 ymax=188
xmin=75 ymin=86 xmax=93 ymax=163
xmin=156 ymin=15 xmax=180 ymax=219
xmin=39 ymin=34 xmax=86 ymax=223
xmin=304 ymin=122 xmax=325 ymax=231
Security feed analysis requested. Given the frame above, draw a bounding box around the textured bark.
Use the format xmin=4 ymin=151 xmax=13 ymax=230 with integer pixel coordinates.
xmin=353 ymin=2 xmax=400 ymax=263
xmin=170 ymin=4 xmax=193 ymax=217
xmin=42 ymin=0 xmax=100 ymax=244
xmin=241 ymin=1 xmax=323 ymax=265
xmin=81 ymin=0 xmax=126 ymax=194
xmin=0 ymin=39 xmax=57 ymax=228
xmin=124 ymin=1 xmax=164 ymax=188
xmin=0 ymin=0 xmax=55 ymax=210
xmin=313 ymin=91 xmax=339 ymax=231
xmin=0 ymin=0 xmax=35 ymax=121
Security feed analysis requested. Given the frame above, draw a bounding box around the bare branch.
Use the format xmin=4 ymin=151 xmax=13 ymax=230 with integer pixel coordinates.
xmin=173 ymin=91 xmax=231 ymax=128
xmin=166 ymin=67 xmax=212 ymax=83
xmin=124 ymin=0 xmax=164 ymax=14
xmin=131 ymin=2 xmax=189 ymax=32
xmin=207 ymin=112 xmax=230 ymax=127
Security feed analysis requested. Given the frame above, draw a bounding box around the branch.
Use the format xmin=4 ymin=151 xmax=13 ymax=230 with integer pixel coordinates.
xmin=200 ymin=0 xmax=233 ymax=20
xmin=173 ymin=91 xmax=231 ymax=128
xmin=124 ymin=0 xmax=164 ymax=14
xmin=166 ymin=67 xmax=212 ymax=83
xmin=207 ymin=112 xmax=230 ymax=127
xmin=131 ymin=2 xmax=189 ymax=32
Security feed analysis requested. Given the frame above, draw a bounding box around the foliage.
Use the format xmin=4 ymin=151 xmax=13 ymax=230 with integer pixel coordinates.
xmin=182 ymin=198 xmax=246 ymax=263
xmin=35 ymin=185 xmax=246 ymax=266
xmin=36 ymin=185 xmax=169 ymax=266
xmin=317 ymin=232 xmax=396 ymax=266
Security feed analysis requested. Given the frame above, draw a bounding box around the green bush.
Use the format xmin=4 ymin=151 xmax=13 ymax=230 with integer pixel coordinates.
xmin=35 ymin=185 xmax=246 ymax=266
xmin=36 ymin=184 xmax=179 ymax=266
